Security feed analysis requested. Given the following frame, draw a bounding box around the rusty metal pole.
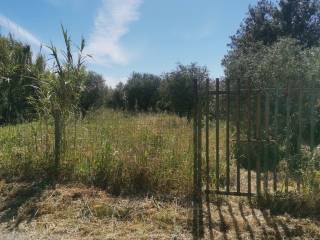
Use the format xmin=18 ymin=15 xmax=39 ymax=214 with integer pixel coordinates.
xmin=264 ymin=92 xmax=270 ymax=194
xmin=247 ymin=80 xmax=252 ymax=195
xmin=215 ymin=78 xmax=220 ymax=192
xmin=226 ymin=77 xmax=230 ymax=193
xmin=236 ymin=78 xmax=241 ymax=194
xmin=205 ymin=78 xmax=213 ymax=238
xmin=297 ymin=87 xmax=303 ymax=193
xmin=192 ymin=78 xmax=199 ymax=239
xmin=197 ymin=79 xmax=204 ymax=238
xmin=285 ymin=86 xmax=291 ymax=194
xmin=273 ymin=86 xmax=279 ymax=193
xmin=256 ymin=92 xmax=262 ymax=197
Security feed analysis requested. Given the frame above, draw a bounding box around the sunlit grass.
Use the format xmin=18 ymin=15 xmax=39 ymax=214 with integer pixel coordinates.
xmin=0 ymin=109 xmax=196 ymax=196
xmin=1 ymin=108 xmax=318 ymax=197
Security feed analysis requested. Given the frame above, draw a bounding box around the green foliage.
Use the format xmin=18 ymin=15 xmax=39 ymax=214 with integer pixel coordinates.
xmin=109 ymin=82 xmax=126 ymax=110
xmin=223 ymin=0 xmax=320 ymax=176
xmin=30 ymin=26 xmax=89 ymax=178
xmin=108 ymin=63 xmax=209 ymax=117
xmin=0 ymin=35 xmax=43 ymax=123
xmin=229 ymin=0 xmax=320 ymax=52
xmin=159 ymin=63 xmax=209 ymax=117
xmin=227 ymin=38 xmax=320 ymax=145
xmin=79 ymin=71 xmax=108 ymax=115
xmin=224 ymin=0 xmax=320 ymax=98
xmin=235 ymin=141 xmax=281 ymax=172
xmin=124 ymin=72 xmax=161 ymax=111
xmin=41 ymin=25 xmax=88 ymax=118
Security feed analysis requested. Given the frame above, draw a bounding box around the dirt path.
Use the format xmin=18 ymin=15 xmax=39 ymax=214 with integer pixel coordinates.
xmin=0 ymin=180 xmax=319 ymax=239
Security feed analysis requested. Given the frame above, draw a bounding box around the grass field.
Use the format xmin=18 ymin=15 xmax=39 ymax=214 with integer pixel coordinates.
xmin=1 ymin=109 xmax=320 ymax=238
xmin=0 ymin=109 xmax=197 ymax=196
xmin=0 ymin=108 xmax=318 ymax=197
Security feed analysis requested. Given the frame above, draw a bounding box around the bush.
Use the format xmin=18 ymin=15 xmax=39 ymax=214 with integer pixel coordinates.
xmin=257 ymin=192 xmax=320 ymax=220
xmin=234 ymin=141 xmax=282 ymax=172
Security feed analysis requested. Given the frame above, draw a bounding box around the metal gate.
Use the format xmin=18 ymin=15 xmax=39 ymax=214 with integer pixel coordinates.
xmin=192 ymin=77 xmax=320 ymax=237
xmin=193 ymin=77 xmax=320 ymax=197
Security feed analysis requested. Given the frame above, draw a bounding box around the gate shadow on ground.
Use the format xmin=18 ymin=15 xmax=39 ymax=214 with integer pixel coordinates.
xmin=238 ymin=202 xmax=254 ymax=239
xmin=205 ymin=197 xmax=297 ymax=240
xmin=0 ymin=180 xmax=50 ymax=229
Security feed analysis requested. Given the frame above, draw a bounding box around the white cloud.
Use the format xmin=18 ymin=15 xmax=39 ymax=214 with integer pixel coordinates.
xmin=86 ymin=0 xmax=142 ymax=66
xmin=0 ymin=15 xmax=41 ymax=47
xmin=103 ymin=74 xmax=128 ymax=87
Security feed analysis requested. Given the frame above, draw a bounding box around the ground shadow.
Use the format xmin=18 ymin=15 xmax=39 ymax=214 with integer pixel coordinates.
xmin=205 ymin=191 xmax=214 ymax=240
xmin=238 ymin=201 xmax=255 ymax=240
xmin=204 ymin=196 xmax=305 ymax=239
xmin=215 ymin=198 xmax=228 ymax=240
xmin=0 ymin=179 xmax=50 ymax=229
xmin=248 ymin=200 xmax=268 ymax=238
xmin=225 ymin=201 xmax=242 ymax=240
xmin=261 ymin=209 xmax=282 ymax=239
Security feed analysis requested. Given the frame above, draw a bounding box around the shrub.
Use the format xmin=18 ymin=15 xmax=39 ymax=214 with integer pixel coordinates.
xmin=234 ymin=141 xmax=282 ymax=172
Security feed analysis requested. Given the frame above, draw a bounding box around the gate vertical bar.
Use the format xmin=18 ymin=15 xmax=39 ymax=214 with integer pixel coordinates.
xmin=197 ymin=79 xmax=204 ymax=237
xmin=205 ymin=78 xmax=213 ymax=237
xmin=205 ymin=78 xmax=210 ymax=195
xmin=309 ymin=83 xmax=316 ymax=193
xmin=310 ymin=87 xmax=315 ymax=150
xmin=273 ymin=87 xmax=279 ymax=192
xmin=285 ymin=86 xmax=291 ymax=194
xmin=256 ymin=91 xmax=262 ymax=196
xmin=215 ymin=78 xmax=220 ymax=192
xmin=226 ymin=77 xmax=230 ymax=193
xmin=264 ymin=92 xmax=270 ymax=194
xmin=247 ymin=80 xmax=252 ymax=195
xmin=192 ymin=78 xmax=199 ymax=239
xmin=297 ymin=87 xmax=303 ymax=192
xmin=236 ymin=78 xmax=241 ymax=193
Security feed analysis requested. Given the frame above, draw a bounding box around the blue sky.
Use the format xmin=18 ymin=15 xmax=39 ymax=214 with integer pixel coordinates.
xmin=0 ymin=0 xmax=259 ymax=87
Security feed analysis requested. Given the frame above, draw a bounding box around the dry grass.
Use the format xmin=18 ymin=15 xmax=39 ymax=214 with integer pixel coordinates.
xmin=1 ymin=109 xmax=320 ymax=239
xmin=0 ymin=180 xmax=192 ymax=239
xmin=1 ymin=181 xmax=320 ymax=239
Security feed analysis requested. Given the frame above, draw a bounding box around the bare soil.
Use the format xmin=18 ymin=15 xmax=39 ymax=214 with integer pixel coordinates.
xmin=0 ymin=180 xmax=319 ymax=240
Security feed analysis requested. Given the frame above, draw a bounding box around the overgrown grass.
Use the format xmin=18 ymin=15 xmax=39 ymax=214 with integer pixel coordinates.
xmin=0 ymin=109 xmax=196 ymax=196
xmin=1 ymin=108 xmax=319 ymax=198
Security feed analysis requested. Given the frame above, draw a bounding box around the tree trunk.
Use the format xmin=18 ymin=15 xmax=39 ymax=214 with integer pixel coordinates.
xmin=54 ymin=109 xmax=62 ymax=179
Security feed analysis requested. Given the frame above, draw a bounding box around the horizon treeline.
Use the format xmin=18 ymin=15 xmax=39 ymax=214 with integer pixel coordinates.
xmin=0 ymin=33 xmax=209 ymax=124
xmin=1 ymin=0 xmax=320 ymax=125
